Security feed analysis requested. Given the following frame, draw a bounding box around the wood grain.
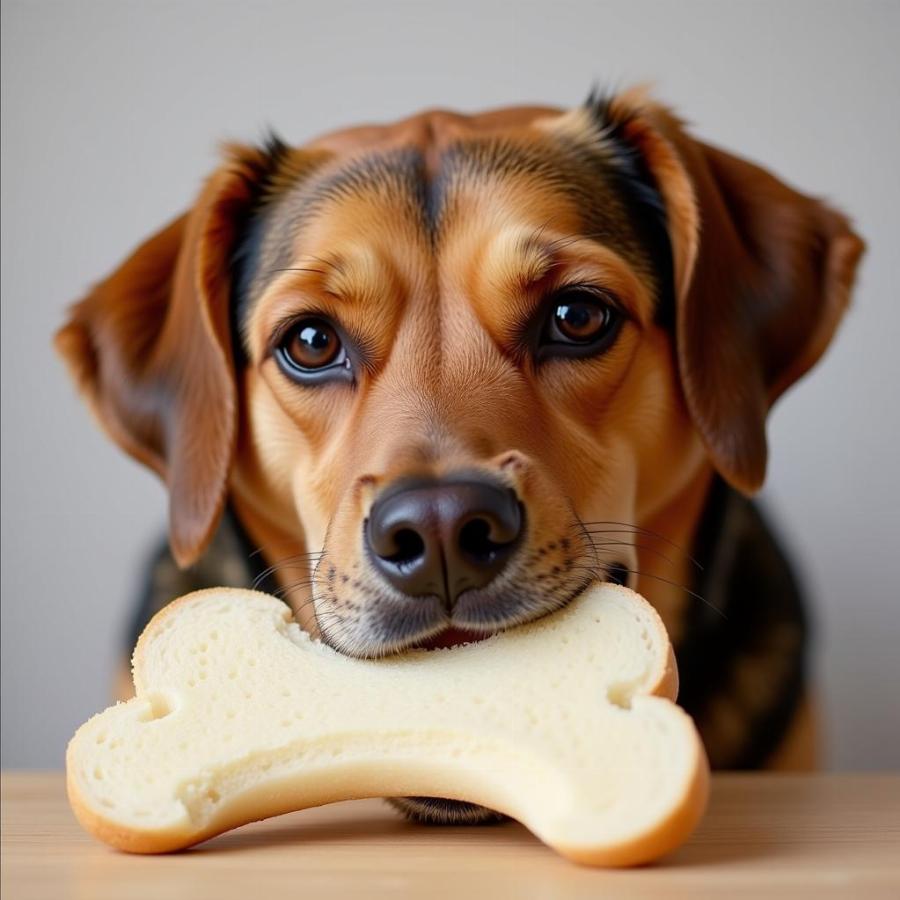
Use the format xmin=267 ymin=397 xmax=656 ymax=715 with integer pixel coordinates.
xmin=2 ymin=772 xmax=898 ymax=899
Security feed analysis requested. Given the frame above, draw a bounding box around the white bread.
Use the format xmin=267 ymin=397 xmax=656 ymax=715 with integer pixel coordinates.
xmin=67 ymin=584 xmax=708 ymax=866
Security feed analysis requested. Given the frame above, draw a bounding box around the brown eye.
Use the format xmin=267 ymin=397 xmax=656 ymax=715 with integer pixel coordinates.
xmin=538 ymin=287 xmax=623 ymax=359
xmin=553 ymin=299 xmax=610 ymax=342
xmin=275 ymin=317 xmax=351 ymax=384
xmin=285 ymin=320 xmax=340 ymax=368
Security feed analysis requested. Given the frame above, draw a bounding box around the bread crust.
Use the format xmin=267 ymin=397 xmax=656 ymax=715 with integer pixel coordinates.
xmin=67 ymin=738 xmax=709 ymax=863
xmin=555 ymin=711 xmax=709 ymax=866
xmin=130 ymin=586 xmax=277 ymax=695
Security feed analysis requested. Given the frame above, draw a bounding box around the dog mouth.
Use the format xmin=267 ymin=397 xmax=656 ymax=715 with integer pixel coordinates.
xmin=407 ymin=626 xmax=496 ymax=651
xmin=385 ymin=574 xmax=603 ymax=654
xmin=317 ymin=569 xmax=606 ymax=659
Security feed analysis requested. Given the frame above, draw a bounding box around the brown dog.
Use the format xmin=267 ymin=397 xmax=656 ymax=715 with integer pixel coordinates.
xmin=56 ymin=88 xmax=863 ymax=822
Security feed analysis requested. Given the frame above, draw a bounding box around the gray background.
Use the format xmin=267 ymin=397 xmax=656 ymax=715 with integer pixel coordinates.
xmin=2 ymin=0 xmax=898 ymax=769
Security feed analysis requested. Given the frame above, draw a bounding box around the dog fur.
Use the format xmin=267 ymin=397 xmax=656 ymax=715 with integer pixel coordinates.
xmin=57 ymin=88 xmax=864 ymax=821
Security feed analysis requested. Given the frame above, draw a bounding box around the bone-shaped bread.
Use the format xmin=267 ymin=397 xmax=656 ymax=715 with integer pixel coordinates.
xmin=67 ymin=584 xmax=708 ymax=866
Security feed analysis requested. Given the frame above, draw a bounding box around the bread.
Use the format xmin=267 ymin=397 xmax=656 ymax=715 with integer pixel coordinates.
xmin=67 ymin=584 xmax=708 ymax=866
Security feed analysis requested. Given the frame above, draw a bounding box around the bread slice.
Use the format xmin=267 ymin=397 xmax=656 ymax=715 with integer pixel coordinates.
xmin=67 ymin=584 xmax=708 ymax=865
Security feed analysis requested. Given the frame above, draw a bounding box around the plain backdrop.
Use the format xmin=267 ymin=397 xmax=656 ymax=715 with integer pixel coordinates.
xmin=2 ymin=0 xmax=898 ymax=770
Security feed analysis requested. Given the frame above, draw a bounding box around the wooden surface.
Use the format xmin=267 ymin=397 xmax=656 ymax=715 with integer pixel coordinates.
xmin=2 ymin=772 xmax=898 ymax=899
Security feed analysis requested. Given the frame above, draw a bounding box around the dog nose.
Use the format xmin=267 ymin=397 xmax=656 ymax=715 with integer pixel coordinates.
xmin=365 ymin=476 xmax=523 ymax=604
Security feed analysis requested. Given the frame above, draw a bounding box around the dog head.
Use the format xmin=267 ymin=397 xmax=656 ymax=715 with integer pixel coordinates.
xmin=57 ymin=89 xmax=863 ymax=656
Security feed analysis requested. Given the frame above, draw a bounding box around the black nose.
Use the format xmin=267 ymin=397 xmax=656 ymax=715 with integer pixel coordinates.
xmin=365 ymin=476 xmax=524 ymax=605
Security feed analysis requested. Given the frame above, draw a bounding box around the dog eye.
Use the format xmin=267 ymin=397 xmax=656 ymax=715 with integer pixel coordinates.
xmin=539 ymin=288 xmax=623 ymax=356
xmin=285 ymin=320 xmax=340 ymax=368
xmin=274 ymin=317 xmax=350 ymax=383
xmin=553 ymin=299 xmax=610 ymax=342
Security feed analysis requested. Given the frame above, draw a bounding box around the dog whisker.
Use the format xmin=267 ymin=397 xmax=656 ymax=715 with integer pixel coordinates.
xmin=246 ymin=543 xmax=325 ymax=559
xmin=273 ymin=576 xmax=326 ymax=597
xmin=567 ymin=560 xmax=722 ymax=618
xmin=571 ymin=533 xmax=686 ymax=570
xmin=270 ymin=571 xmax=329 ymax=598
xmin=573 ymin=521 xmax=703 ymax=570
xmin=251 ymin=550 xmax=327 ymax=590
xmin=251 ymin=559 xmax=325 ymax=589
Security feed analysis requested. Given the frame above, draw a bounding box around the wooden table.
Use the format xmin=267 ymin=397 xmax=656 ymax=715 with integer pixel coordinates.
xmin=2 ymin=772 xmax=898 ymax=899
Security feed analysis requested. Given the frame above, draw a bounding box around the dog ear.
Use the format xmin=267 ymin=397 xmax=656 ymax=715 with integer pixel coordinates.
xmin=611 ymin=94 xmax=865 ymax=493
xmin=55 ymin=144 xmax=283 ymax=566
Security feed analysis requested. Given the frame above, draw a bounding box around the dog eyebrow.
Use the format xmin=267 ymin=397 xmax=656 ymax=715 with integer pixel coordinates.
xmin=479 ymin=226 xmax=652 ymax=326
xmin=262 ymin=255 xmax=345 ymax=283
xmin=260 ymin=247 xmax=395 ymax=309
xmin=484 ymin=227 xmax=593 ymax=285
xmin=511 ymin=230 xmax=558 ymax=285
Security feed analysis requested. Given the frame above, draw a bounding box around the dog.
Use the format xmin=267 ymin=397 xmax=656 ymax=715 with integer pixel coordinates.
xmin=56 ymin=87 xmax=863 ymax=824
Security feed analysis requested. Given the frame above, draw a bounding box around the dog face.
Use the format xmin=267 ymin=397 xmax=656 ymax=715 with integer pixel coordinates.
xmin=57 ymin=90 xmax=863 ymax=656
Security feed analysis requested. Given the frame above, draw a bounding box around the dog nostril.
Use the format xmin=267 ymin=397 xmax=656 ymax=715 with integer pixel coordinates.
xmin=458 ymin=517 xmax=509 ymax=564
xmin=385 ymin=528 xmax=426 ymax=567
xmin=366 ymin=477 xmax=523 ymax=601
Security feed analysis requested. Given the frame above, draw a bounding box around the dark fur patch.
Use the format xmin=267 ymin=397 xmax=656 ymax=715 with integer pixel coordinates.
xmin=584 ymin=89 xmax=675 ymax=327
xmin=229 ymin=130 xmax=303 ymax=362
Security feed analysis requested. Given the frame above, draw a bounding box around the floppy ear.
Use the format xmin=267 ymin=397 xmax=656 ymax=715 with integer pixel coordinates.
xmin=55 ymin=145 xmax=277 ymax=566
xmin=612 ymin=94 xmax=865 ymax=493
